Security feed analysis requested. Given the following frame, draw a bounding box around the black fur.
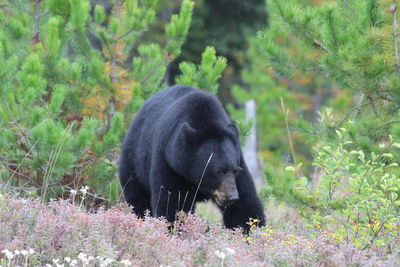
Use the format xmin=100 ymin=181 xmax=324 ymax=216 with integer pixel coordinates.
xmin=119 ymin=85 xmax=265 ymax=231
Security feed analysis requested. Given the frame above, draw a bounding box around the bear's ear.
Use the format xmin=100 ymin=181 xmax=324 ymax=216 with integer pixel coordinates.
xmin=181 ymin=121 xmax=197 ymax=138
xmin=178 ymin=121 xmax=201 ymax=144
xmin=174 ymin=121 xmax=199 ymax=146
xmin=166 ymin=121 xmax=199 ymax=170
xmin=227 ymin=123 xmax=240 ymax=140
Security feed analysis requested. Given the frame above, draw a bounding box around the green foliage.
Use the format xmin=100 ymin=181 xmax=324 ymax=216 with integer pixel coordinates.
xmin=289 ymin=125 xmax=400 ymax=249
xmin=132 ymin=44 xmax=166 ymax=97
xmin=176 ymin=46 xmax=227 ymax=94
xmin=228 ymin=37 xmax=302 ymax=172
xmin=47 ymin=0 xmax=71 ymax=19
xmin=260 ymin=0 xmax=400 ymax=136
xmin=261 ymin=166 xmax=314 ymax=211
xmin=0 ymin=0 xmax=195 ymax=203
xmin=258 ymin=0 xmax=400 ymax=250
xmin=166 ymin=0 xmax=194 ymax=57
xmin=130 ymin=0 xmax=194 ymax=100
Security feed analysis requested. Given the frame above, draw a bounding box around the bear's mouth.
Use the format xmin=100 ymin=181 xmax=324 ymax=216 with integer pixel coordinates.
xmin=213 ymin=196 xmax=225 ymax=207
xmin=212 ymin=190 xmax=239 ymax=207
xmin=211 ymin=173 xmax=239 ymax=207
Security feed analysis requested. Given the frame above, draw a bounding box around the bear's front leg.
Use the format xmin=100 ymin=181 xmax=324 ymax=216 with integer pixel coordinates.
xmin=221 ymin=161 xmax=265 ymax=232
xmin=150 ymin=182 xmax=181 ymax=223
xmin=222 ymin=195 xmax=265 ymax=233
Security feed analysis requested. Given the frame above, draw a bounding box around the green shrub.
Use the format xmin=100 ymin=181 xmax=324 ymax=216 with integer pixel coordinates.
xmin=0 ymin=0 xmax=228 ymax=204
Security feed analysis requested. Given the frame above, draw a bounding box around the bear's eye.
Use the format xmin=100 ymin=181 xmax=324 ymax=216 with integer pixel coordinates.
xmin=234 ymin=167 xmax=243 ymax=175
xmin=217 ymin=168 xmax=228 ymax=176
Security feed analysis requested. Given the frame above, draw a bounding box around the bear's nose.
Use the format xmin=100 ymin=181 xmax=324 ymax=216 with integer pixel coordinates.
xmin=229 ymin=194 xmax=239 ymax=201
xmin=223 ymin=194 xmax=239 ymax=206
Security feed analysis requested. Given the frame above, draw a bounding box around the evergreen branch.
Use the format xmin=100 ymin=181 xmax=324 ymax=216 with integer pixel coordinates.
xmin=115 ymin=29 xmax=136 ymax=41
xmin=334 ymin=94 xmax=367 ymax=128
xmin=8 ymin=140 xmax=38 ymax=182
xmin=114 ymin=0 xmax=157 ymax=42
xmin=391 ymin=3 xmax=400 ymax=76
xmin=2 ymin=99 xmax=32 ymax=148
xmin=271 ymin=70 xmax=311 ymax=92
xmin=139 ymin=55 xmax=170 ymax=87
xmin=272 ymin=0 xmax=332 ymax=54
xmin=33 ymin=0 xmax=42 ymax=44
xmin=1 ymin=142 xmax=42 ymax=190
xmin=366 ymin=95 xmax=380 ymax=118
xmin=52 ymin=156 xmax=97 ymax=188
xmin=114 ymin=7 xmax=151 ymax=41
xmin=368 ymin=0 xmax=379 ymax=27
xmin=115 ymin=28 xmax=144 ymax=41
xmin=377 ymin=120 xmax=400 ymax=129
xmin=341 ymin=0 xmax=358 ymax=15
xmin=326 ymin=10 xmax=338 ymax=53
xmin=311 ymin=39 xmax=331 ymax=54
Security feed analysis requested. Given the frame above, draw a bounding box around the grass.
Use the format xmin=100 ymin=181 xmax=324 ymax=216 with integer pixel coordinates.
xmin=195 ymin=200 xmax=222 ymax=224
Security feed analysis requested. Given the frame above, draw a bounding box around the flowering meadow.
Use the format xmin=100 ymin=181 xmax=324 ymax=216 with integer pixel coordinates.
xmin=1 ymin=194 xmax=399 ymax=267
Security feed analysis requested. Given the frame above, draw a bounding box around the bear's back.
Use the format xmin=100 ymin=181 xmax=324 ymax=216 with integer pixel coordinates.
xmin=123 ymin=85 xmax=216 ymax=183
xmin=135 ymin=85 xmax=226 ymax=130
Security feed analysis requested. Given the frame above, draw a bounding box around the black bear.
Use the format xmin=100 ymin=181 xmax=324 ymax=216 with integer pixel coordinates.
xmin=119 ymin=85 xmax=265 ymax=231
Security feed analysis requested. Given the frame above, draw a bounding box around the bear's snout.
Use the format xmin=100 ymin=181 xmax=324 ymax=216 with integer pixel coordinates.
xmin=212 ymin=173 xmax=239 ymax=207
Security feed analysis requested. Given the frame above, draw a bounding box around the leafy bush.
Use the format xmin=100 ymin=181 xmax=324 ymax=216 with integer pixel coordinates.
xmin=296 ymin=125 xmax=400 ymax=250
xmin=264 ymin=113 xmax=400 ymax=250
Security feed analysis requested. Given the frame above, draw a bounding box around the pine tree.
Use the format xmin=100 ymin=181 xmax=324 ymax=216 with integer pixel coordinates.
xmin=257 ymin=0 xmax=400 ymax=248
xmin=260 ymin=0 xmax=400 ymax=150
xmin=0 ymin=0 xmax=207 ymax=204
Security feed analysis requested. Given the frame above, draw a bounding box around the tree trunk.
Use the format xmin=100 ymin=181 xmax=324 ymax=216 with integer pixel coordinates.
xmin=243 ymin=100 xmax=265 ymax=191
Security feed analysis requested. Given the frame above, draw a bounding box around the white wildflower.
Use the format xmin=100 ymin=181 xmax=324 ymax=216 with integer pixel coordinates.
xmin=70 ymin=259 xmax=78 ymax=266
xmin=21 ymin=250 xmax=29 ymax=256
xmin=45 ymin=264 xmax=52 ymax=267
xmin=100 ymin=258 xmax=114 ymax=267
xmin=70 ymin=189 xmax=77 ymax=195
xmin=121 ymin=259 xmax=132 ymax=266
xmin=2 ymin=249 xmax=14 ymax=260
xmin=215 ymin=250 xmax=226 ymax=260
xmin=14 ymin=250 xmax=20 ymax=255
xmin=225 ymin=247 xmax=235 ymax=255
xmin=78 ymin=252 xmax=90 ymax=264
xmin=52 ymin=259 xmax=60 ymax=264
xmin=29 ymin=248 xmax=35 ymax=255
xmin=64 ymin=257 xmax=71 ymax=263
xmin=80 ymin=186 xmax=89 ymax=195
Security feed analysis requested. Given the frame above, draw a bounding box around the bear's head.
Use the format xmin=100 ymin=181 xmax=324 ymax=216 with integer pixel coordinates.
xmin=166 ymin=121 xmax=241 ymax=207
